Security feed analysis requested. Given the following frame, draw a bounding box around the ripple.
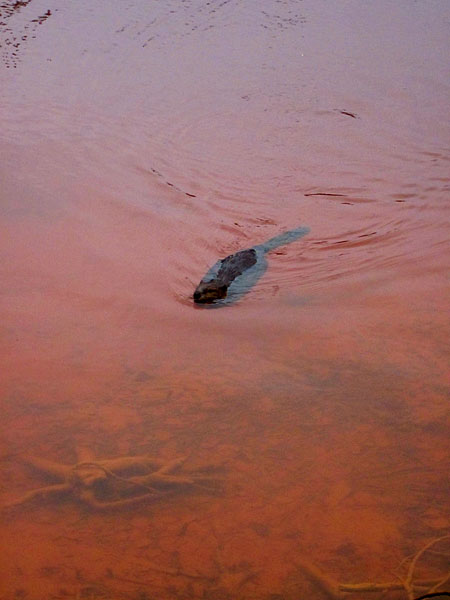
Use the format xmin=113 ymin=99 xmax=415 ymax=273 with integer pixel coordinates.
xmin=2 ymin=0 xmax=449 ymax=311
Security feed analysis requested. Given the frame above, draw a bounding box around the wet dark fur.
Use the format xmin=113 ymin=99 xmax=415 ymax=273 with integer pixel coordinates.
xmin=193 ymin=248 xmax=257 ymax=304
xmin=193 ymin=226 xmax=310 ymax=305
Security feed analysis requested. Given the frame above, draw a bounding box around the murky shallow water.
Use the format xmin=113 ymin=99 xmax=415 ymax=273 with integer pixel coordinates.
xmin=1 ymin=1 xmax=449 ymax=598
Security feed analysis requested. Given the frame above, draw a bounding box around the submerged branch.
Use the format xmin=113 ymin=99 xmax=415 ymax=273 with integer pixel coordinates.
xmin=294 ymin=535 xmax=450 ymax=599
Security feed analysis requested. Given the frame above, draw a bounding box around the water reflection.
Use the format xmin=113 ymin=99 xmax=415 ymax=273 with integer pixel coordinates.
xmin=1 ymin=0 xmax=449 ymax=598
xmin=0 ymin=0 xmax=52 ymax=68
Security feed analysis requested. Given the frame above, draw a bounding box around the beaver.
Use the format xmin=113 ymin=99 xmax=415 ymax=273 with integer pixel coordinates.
xmin=193 ymin=225 xmax=310 ymax=305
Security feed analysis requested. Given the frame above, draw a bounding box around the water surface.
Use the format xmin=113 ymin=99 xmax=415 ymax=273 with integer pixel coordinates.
xmin=1 ymin=1 xmax=449 ymax=598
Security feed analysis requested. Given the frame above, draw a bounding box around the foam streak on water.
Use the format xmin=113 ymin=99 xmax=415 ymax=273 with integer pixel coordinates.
xmin=1 ymin=1 xmax=449 ymax=598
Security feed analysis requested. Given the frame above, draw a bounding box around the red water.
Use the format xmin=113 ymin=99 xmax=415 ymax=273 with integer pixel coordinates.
xmin=1 ymin=1 xmax=449 ymax=598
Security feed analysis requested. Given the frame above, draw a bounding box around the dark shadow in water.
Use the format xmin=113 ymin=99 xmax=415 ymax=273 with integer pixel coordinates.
xmin=414 ymin=594 xmax=450 ymax=600
xmin=195 ymin=225 xmax=310 ymax=308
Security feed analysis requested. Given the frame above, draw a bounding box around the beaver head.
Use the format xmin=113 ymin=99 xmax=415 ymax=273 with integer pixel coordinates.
xmin=193 ymin=280 xmax=228 ymax=303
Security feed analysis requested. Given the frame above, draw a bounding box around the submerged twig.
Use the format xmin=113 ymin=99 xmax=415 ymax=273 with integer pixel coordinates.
xmin=294 ymin=535 xmax=450 ymax=599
